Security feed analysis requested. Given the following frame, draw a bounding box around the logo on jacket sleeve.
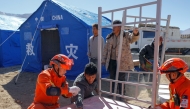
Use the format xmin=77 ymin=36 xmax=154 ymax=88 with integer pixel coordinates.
xmin=180 ymin=95 xmax=188 ymax=108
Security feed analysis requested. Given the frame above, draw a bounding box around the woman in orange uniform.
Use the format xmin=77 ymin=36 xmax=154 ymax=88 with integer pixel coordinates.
xmin=152 ymin=58 xmax=190 ymax=109
xmin=28 ymin=54 xmax=80 ymax=109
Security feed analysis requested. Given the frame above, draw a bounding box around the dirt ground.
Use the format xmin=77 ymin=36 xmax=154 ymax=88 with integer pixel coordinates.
xmin=0 ymin=65 xmax=190 ymax=109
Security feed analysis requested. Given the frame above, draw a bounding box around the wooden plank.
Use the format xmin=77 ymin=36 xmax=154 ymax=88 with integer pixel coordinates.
xmin=159 ymin=84 xmax=169 ymax=89
xmin=158 ymin=89 xmax=169 ymax=94
xmin=59 ymin=96 xmax=147 ymax=109
xmin=133 ymin=59 xmax=140 ymax=66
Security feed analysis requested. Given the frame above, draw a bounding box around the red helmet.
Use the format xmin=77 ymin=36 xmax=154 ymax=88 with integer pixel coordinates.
xmin=159 ymin=58 xmax=188 ymax=74
xmin=49 ymin=54 xmax=74 ymax=70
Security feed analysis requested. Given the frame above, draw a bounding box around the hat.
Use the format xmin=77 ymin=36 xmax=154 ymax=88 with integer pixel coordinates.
xmin=113 ymin=20 xmax=122 ymax=24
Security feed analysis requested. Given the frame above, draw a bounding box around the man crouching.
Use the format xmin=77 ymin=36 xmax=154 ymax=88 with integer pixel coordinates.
xmin=71 ymin=62 xmax=98 ymax=109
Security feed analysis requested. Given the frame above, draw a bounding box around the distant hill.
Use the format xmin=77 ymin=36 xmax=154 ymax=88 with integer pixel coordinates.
xmin=0 ymin=11 xmax=31 ymax=18
xmin=181 ymin=28 xmax=190 ymax=34
xmin=180 ymin=30 xmax=184 ymax=33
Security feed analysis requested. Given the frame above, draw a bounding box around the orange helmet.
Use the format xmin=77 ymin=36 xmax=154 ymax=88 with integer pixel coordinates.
xmin=159 ymin=58 xmax=188 ymax=74
xmin=49 ymin=54 xmax=74 ymax=70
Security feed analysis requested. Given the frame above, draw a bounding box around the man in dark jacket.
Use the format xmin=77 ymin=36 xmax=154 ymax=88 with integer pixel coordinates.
xmin=71 ymin=62 xmax=98 ymax=109
xmin=139 ymin=36 xmax=163 ymax=82
xmin=139 ymin=36 xmax=163 ymax=70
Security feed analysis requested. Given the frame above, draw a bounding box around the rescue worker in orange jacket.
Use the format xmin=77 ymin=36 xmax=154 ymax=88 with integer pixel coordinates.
xmin=151 ymin=58 xmax=190 ymax=109
xmin=28 ymin=54 xmax=80 ymax=109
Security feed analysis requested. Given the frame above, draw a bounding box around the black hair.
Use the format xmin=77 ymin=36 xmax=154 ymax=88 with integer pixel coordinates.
xmin=92 ymin=23 xmax=98 ymax=29
xmin=84 ymin=62 xmax=97 ymax=75
xmin=113 ymin=20 xmax=122 ymax=24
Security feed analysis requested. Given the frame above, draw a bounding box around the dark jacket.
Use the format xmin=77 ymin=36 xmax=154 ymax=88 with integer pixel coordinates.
xmin=71 ymin=73 xmax=97 ymax=108
xmin=139 ymin=41 xmax=163 ymax=65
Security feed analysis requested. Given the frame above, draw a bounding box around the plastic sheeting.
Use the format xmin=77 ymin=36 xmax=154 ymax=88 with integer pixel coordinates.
xmin=0 ymin=14 xmax=26 ymax=30
xmin=60 ymin=96 xmax=146 ymax=109
xmin=53 ymin=0 xmax=111 ymax=26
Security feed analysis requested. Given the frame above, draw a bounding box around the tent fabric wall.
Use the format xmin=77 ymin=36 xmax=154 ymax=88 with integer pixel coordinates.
xmin=0 ymin=30 xmax=22 ymax=67
xmin=19 ymin=0 xmax=112 ymax=80
xmin=0 ymin=14 xmax=26 ymax=67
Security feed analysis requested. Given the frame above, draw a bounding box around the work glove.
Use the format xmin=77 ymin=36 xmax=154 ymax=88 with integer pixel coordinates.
xmin=69 ymin=86 xmax=80 ymax=96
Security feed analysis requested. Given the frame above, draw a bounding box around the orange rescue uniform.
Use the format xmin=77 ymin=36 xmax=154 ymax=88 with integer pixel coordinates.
xmin=158 ymin=76 xmax=190 ymax=109
xmin=28 ymin=68 xmax=72 ymax=109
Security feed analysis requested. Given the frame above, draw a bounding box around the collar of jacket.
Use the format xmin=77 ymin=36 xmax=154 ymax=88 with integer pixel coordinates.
xmin=48 ymin=69 xmax=57 ymax=80
xmin=169 ymin=75 xmax=186 ymax=89
xmin=106 ymin=31 xmax=126 ymax=39
xmin=48 ymin=68 xmax=65 ymax=80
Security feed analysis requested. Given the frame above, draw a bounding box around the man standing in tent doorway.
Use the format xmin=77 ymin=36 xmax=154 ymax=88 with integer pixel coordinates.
xmin=102 ymin=20 xmax=139 ymax=100
xmin=28 ymin=54 xmax=80 ymax=109
xmin=87 ymin=23 xmax=105 ymax=66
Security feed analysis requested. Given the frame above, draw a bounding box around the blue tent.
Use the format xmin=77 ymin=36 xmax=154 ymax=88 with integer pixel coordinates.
xmin=0 ymin=15 xmax=26 ymax=67
xmin=19 ymin=0 xmax=112 ymax=80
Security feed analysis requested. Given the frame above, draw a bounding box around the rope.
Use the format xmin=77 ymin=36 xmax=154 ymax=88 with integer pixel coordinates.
xmin=0 ymin=30 xmax=18 ymax=46
xmin=15 ymin=1 xmax=48 ymax=84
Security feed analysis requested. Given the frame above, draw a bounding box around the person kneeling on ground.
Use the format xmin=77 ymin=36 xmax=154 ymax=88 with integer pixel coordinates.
xmin=150 ymin=58 xmax=190 ymax=109
xmin=71 ymin=62 xmax=98 ymax=109
xmin=28 ymin=54 xmax=80 ymax=109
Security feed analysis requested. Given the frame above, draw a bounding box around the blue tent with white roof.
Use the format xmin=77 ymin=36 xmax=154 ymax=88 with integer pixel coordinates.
xmin=0 ymin=14 xmax=26 ymax=67
xmin=19 ymin=0 xmax=112 ymax=80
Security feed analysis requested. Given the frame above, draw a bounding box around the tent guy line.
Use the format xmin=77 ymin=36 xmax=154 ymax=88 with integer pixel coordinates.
xmin=14 ymin=1 xmax=48 ymax=84
xmin=0 ymin=30 xmax=18 ymax=46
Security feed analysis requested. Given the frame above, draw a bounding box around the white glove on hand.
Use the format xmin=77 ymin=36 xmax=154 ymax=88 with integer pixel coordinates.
xmin=69 ymin=86 xmax=80 ymax=96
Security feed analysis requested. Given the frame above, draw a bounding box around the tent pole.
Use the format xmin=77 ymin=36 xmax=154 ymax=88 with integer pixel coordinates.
xmin=98 ymin=7 xmax=102 ymax=96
